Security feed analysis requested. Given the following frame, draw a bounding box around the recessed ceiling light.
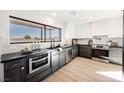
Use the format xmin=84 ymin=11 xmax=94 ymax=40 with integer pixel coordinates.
xmin=52 ymin=13 xmax=56 ymax=16
xmin=88 ymin=16 xmax=93 ymax=19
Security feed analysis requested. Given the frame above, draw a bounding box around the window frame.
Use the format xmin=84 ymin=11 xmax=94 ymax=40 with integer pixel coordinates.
xmin=9 ymin=16 xmax=62 ymax=44
xmin=45 ymin=25 xmax=62 ymax=42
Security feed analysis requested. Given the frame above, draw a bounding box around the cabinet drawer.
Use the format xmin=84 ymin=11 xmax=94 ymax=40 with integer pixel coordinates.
xmin=109 ymin=53 xmax=122 ymax=58
xmin=26 ymin=69 xmax=51 ymax=82
xmin=109 ymin=51 xmax=122 ymax=58
xmin=109 ymin=48 xmax=122 ymax=52
xmin=109 ymin=51 xmax=122 ymax=54
xmin=109 ymin=57 xmax=122 ymax=65
xmin=4 ymin=59 xmax=21 ymax=71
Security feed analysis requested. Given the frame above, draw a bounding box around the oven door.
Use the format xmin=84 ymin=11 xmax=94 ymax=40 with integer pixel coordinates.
xmin=29 ymin=54 xmax=50 ymax=74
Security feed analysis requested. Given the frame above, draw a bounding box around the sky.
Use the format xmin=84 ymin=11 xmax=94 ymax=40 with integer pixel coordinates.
xmin=10 ymin=23 xmax=60 ymax=39
xmin=10 ymin=23 xmax=41 ymax=39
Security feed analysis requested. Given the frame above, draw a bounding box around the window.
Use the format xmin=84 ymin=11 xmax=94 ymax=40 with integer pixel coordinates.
xmin=51 ymin=28 xmax=61 ymax=41
xmin=10 ymin=17 xmax=45 ymax=44
xmin=45 ymin=26 xmax=61 ymax=42
xmin=10 ymin=16 xmax=61 ymax=44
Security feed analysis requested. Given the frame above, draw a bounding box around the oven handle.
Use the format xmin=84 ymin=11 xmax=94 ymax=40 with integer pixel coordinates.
xmin=29 ymin=57 xmax=48 ymax=63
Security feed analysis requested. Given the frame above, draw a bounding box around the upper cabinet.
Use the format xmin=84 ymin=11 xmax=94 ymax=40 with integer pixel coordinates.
xmin=92 ymin=17 xmax=123 ymax=38
xmin=9 ymin=16 xmax=61 ymax=44
xmin=75 ymin=23 xmax=92 ymax=38
xmin=108 ymin=17 xmax=123 ymax=38
xmin=91 ymin=20 xmax=109 ymax=36
xmin=45 ymin=26 xmax=61 ymax=42
xmin=75 ymin=17 xmax=122 ymax=39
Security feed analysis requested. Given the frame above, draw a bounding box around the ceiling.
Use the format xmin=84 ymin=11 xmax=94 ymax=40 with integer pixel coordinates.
xmin=9 ymin=10 xmax=123 ymax=24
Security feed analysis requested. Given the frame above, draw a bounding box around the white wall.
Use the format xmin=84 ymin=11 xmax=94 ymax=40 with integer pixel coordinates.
xmin=0 ymin=11 xmax=65 ymax=54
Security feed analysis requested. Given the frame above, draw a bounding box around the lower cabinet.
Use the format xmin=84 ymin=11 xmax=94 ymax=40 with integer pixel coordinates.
xmin=72 ymin=46 xmax=78 ymax=59
xmin=51 ymin=49 xmax=66 ymax=72
xmin=109 ymin=48 xmax=122 ymax=65
xmin=79 ymin=45 xmax=92 ymax=58
xmin=5 ymin=68 xmax=21 ymax=82
xmin=4 ymin=58 xmax=27 ymax=82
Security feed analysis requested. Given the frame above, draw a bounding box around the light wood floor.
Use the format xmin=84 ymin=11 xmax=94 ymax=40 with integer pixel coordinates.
xmin=43 ymin=57 xmax=122 ymax=82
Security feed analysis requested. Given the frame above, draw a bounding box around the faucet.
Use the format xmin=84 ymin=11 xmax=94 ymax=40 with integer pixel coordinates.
xmin=50 ymin=39 xmax=55 ymax=48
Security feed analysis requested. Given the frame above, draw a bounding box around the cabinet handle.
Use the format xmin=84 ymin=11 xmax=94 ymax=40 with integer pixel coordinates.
xmin=11 ymin=63 xmax=20 ymax=68
xmin=21 ymin=67 xmax=24 ymax=70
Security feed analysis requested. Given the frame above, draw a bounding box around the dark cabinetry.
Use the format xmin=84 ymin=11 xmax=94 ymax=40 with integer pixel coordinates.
xmin=51 ymin=49 xmax=66 ymax=72
xmin=5 ymin=68 xmax=21 ymax=82
xmin=79 ymin=45 xmax=92 ymax=58
xmin=4 ymin=58 xmax=27 ymax=82
xmin=72 ymin=46 xmax=78 ymax=59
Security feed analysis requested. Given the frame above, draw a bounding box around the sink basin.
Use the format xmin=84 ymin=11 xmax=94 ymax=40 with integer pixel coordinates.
xmin=47 ymin=47 xmax=63 ymax=52
xmin=47 ymin=47 xmax=60 ymax=50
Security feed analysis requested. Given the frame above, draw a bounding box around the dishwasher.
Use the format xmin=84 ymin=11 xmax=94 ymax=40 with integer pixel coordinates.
xmin=66 ymin=47 xmax=72 ymax=63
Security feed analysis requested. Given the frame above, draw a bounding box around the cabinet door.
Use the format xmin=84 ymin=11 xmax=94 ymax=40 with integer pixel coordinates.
xmin=59 ymin=52 xmax=66 ymax=67
xmin=73 ymin=47 xmax=78 ymax=58
xmin=75 ymin=47 xmax=78 ymax=56
xmin=20 ymin=60 xmax=27 ymax=82
xmin=5 ymin=68 xmax=21 ymax=82
xmin=4 ymin=58 xmax=27 ymax=82
xmin=51 ymin=55 xmax=59 ymax=72
xmin=72 ymin=48 xmax=75 ymax=59
xmin=79 ymin=45 xmax=92 ymax=58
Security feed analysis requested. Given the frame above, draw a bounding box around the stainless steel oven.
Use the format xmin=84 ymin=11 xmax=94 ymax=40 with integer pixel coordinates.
xmin=29 ymin=53 xmax=50 ymax=74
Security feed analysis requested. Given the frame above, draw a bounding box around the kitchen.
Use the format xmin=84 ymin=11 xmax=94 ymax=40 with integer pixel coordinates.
xmin=0 ymin=10 xmax=123 ymax=82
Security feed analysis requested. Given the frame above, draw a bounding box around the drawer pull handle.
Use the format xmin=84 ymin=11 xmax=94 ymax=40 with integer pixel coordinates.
xmin=11 ymin=64 xmax=20 ymax=67
xmin=21 ymin=67 xmax=24 ymax=70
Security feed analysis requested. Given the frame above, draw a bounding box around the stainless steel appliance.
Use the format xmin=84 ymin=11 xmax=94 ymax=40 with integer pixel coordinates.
xmin=109 ymin=47 xmax=122 ymax=65
xmin=66 ymin=47 xmax=72 ymax=63
xmin=92 ymin=48 xmax=109 ymax=63
xmin=29 ymin=53 xmax=50 ymax=74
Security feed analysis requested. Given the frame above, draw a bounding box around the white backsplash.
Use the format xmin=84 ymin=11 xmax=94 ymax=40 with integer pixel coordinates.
xmin=77 ymin=38 xmax=91 ymax=45
xmin=76 ymin=36 xmax=122 ymax=47
xmin=93 ymin=35 xmax=108 ymax=45
xmin=109 ymin=38 xmax=122 ymax=47
xmin=1 ymin=42 xmax=50 ymax=54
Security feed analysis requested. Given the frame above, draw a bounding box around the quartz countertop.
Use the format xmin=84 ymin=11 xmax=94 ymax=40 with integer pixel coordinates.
xmin=92 ymin=47 xmax=109 ymax=50
xmin=1 ymin=45 xmax=75 ymax=62
xmin=1 ymin=49 xmax=50 ymax=62
xmin=109 ymin=46 xmax=122 ymax=48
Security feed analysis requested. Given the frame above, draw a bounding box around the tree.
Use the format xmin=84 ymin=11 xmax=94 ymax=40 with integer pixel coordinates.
xmin=24 ymin=35 xmax=31 ymax=39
